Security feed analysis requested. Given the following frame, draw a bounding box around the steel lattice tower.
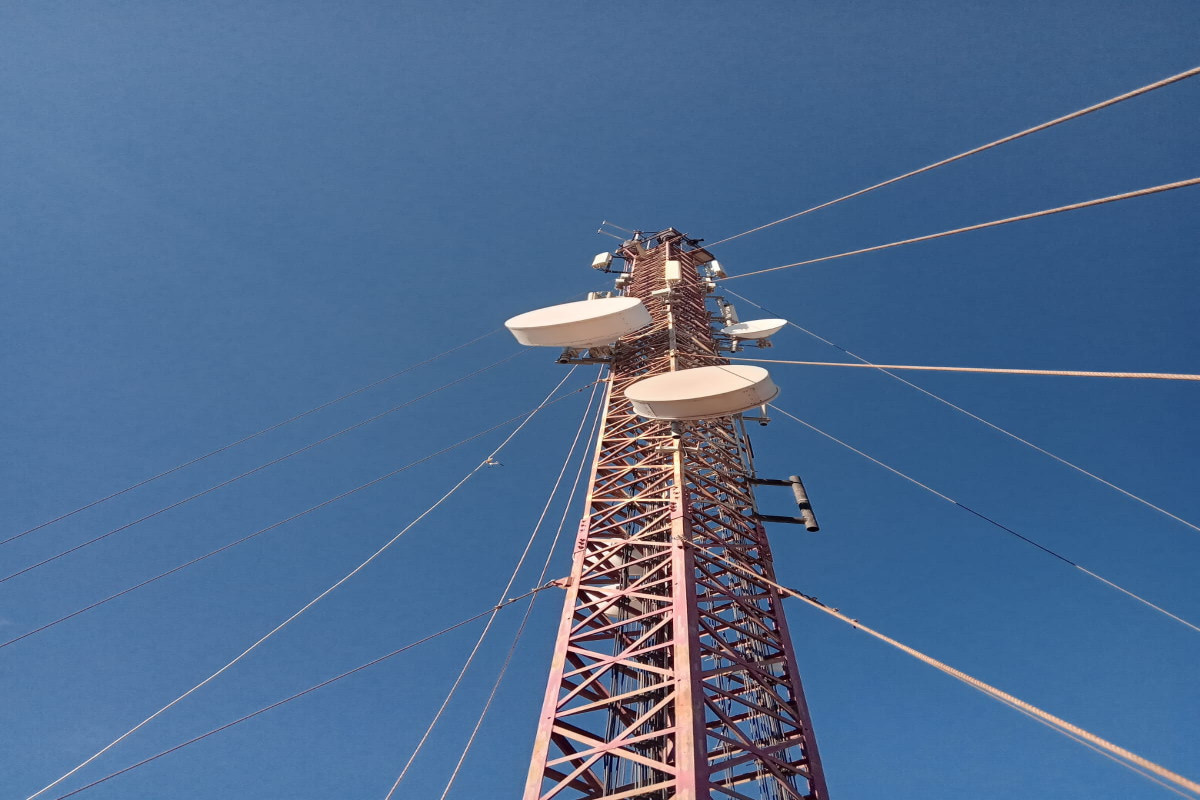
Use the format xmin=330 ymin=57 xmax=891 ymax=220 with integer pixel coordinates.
xmin=524 ymin=229 xmax=829 ymax=800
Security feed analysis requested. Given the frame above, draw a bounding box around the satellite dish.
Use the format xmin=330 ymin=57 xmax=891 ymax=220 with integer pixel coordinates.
xmin=505 ymin=297 xmax=652 ymax=348
xmin=624 ymin=365 xmax=779 ymax=420
xmin=722 ymin=318 xmax=787 ymax=340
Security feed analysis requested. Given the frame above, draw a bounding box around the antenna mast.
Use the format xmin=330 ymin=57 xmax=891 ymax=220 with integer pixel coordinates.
xmin=521 ymin=228 xmax=829 ymax=799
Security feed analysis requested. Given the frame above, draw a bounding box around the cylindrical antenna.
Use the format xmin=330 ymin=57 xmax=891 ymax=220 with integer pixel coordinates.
xmin=790 ymin=475 xmax=820 ymax=532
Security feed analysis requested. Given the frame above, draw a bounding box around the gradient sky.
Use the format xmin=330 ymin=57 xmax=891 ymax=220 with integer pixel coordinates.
xmin=1 ymin=2 xmax=1198 ymax=799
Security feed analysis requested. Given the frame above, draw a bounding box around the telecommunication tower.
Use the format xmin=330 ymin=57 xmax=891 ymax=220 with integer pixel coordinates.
xmin=508 ymin=229 xmax=828 ymax=800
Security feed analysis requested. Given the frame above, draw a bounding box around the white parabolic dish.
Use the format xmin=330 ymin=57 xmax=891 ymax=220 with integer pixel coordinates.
xmin=624 ymin=365 xmax=779 ymax=420
xmin=722 ymin=318 xmax=788 ymax=339
xmin=505 ymin=297 xmax=652 ymax=348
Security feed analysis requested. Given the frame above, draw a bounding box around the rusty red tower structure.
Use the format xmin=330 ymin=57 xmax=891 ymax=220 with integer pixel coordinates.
xmin=524 ymin=229 xmax=828 ymax=800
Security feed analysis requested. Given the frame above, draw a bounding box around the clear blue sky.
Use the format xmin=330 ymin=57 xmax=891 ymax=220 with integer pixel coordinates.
xmin=1 ymin=2 xmax=1197 ymax=798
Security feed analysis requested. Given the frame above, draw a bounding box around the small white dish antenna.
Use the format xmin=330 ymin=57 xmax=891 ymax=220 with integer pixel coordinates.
xmin=506 ymin=297 xmax=652 ymax=348
xmin=722 ymin=318 xmax=787 ymax=340
xmin=624 ymin=365 xmax=779 ymax=420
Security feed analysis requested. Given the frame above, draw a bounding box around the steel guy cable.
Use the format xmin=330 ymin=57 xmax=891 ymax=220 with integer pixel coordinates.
xmin=769 ymin=403 xmax=1200 ymax=635
xmin=1 ymin=349 xmax=528 ymax=584
xmin=0 ymin=380 xmax=602 ymax=651
xmin=706 ymin=65 xmax=1200 ymax=248
xmin=724 ymin=178 xmax=1200 ymax=281
xmin=2 ymin=329 xmax=502 ymax=547
xmin=381 ymin=369 xmax=598 ymax=799
xmin=435 ymin=372 xmax=607 ymax=799
xmin=43 ymin=586 xmax=555 ymax=800
xmin=23 ymin=368 xmax=581 ymax=800
xmin=723 ymin=288 xmax=1200 ymax=536
xmin=699 ymin=545 xmax=1200 ymax=797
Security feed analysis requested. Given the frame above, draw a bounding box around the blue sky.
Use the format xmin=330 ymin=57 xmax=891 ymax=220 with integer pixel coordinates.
xmin=1 ymin=2 xmax=1197 ymax=798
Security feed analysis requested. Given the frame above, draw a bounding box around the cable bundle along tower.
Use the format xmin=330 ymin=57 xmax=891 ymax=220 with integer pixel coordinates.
xmin=520 ymin=229 xmax=828 ymax=800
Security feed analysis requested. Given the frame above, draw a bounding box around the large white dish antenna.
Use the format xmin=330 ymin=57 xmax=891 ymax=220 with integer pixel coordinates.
xmin=722 ymin=318 xmax=787 ymax=340
xmin=505 ymin=297 xmax=652 ymax=348
xmin=624 ymin=365 xmax=779 ymax=420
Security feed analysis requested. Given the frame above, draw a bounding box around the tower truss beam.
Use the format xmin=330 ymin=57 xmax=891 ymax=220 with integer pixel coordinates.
xmin=525 ymin=229 xmax=828 ymax=800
